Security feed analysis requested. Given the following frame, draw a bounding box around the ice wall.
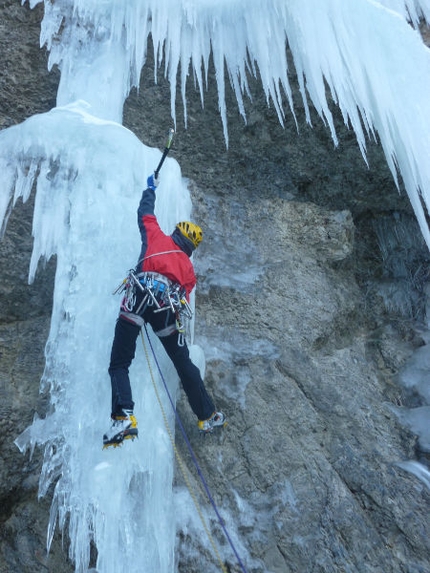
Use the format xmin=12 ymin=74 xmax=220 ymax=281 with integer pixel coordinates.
xmin=2 ymin=2 xmax=194 ymax=571
xmin=2 ymin=101 xmax=192 ymax=572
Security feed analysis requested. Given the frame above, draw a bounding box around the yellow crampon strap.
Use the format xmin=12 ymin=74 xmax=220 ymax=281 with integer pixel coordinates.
xmin=140 ymin=332 xmax=228 ymax=573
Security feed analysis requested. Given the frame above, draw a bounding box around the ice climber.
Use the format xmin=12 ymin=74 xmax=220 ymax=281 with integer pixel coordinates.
xmin=103 ymin=174 xmax=225 ymax=447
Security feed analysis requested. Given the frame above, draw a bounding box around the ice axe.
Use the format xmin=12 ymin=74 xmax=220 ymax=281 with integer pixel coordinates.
xmin=154 ymin=128 xmax=175 ymax=179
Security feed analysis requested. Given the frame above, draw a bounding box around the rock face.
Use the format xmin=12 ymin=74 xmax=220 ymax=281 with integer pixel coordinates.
xmin=1 ymin=3 xmax=429 ymax=573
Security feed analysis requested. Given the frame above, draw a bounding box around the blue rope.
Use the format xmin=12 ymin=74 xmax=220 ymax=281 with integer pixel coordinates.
xmin=143 ymin=323 xmax=249 ymax=573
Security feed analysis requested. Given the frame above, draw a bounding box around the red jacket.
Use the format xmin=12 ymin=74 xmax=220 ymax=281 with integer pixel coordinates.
xmin=136 ymin=187 xmax=196 ymax=298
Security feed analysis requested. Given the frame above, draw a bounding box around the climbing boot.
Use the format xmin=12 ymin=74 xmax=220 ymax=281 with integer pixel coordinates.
xmin=103 ymin=409 xmax=138 ymax=448
xmin=197 ymin=411 xmax=226 ymax=433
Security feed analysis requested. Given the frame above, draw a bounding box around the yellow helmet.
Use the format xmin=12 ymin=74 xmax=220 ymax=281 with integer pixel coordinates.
xmin=176 ymin=221 xmax=203 ymax=249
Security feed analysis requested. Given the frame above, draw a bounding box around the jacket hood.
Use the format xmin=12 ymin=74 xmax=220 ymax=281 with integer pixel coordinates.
xmin=171 ymin=227 xmax=195 ymax=257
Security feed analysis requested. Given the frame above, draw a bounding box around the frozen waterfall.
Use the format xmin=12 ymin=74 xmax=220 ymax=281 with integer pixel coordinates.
xmin=1 ymin=0 xmax=430 ymax=571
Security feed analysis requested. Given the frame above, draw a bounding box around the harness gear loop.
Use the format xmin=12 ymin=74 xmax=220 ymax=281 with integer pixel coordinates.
xmin=114 ymin=270 xmax=193 ymax=344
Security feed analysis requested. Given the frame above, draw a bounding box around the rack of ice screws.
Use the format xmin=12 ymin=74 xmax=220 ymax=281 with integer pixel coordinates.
xmin=114 ymin=269 xmax=193 ymax=344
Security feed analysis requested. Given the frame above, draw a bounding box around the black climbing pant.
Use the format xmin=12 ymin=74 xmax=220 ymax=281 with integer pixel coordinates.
xmin=108 ymin=297 xmax=215 ymax=422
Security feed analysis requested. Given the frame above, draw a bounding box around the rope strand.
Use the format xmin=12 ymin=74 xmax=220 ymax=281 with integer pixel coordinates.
xmin=141 ymin=331 xmax=227 ymax=572
xmin=141 ymin=325 xmax=249 ymax=573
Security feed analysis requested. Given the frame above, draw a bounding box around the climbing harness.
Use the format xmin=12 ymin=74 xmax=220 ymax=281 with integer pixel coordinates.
xmin=114 ymin=269 xmax=193 ymax=345
xmin=141 ymin=325 xmax=249 ymax=573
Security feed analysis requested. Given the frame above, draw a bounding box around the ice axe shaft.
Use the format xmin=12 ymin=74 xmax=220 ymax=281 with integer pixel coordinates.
xmin=154 ymin=128 xmax=175 ymax=179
